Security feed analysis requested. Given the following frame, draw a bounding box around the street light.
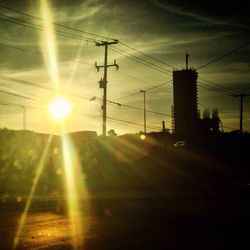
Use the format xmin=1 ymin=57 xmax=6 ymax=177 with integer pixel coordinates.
xmin=21 ymin=106 xmax=26 ymax=130
xmin=140 ymin=90 xmax=146 ymax=133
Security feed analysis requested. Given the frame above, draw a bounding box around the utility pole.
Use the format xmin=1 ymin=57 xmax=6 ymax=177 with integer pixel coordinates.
xmin=231 ymin=92 xmax=250 ymax=133
xmin=95 ymin=40 xmax=119 ymax=137
xmin=140 ymin=90 xmax=146 ymax=133
xmin=21 ymin=105 xmax=26 ymax=130
xmin=186 ymin=53 xmax=189 ymax=70
xmin=162 ymin=120 xmax=166 ymax=133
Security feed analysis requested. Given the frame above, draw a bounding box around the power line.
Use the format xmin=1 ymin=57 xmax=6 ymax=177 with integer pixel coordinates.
xmin=5 ymin=4 xmax=236 ymax=99
xmin=0 ymin=41 xmax=94 ymax=68
xmin=0 ymin=74 xmax=92 ymax=101
xmin=199 ymin=77 xmax=239 ymax=95
xmin=145 ymin=80 xmax=172 ymax=92
xmin=105 ymin=115 xmax=161 ymax=130
xmin=0 ymin=4 xmax=178 ymax=77
xmin=0 ymin=78 xmax=244 ymax=133
xmin=0 ymin=93 xmax=160 ymax=131
xmin=0 ymin=42 xmax=41 ymax=54
xmin=2 ymin=91 xmax=240 ymax=133
xmin=75 ymin=110 xmax=161 ymax=131
xmin=115 ymin=80 xmax=172 ymax=100
xmin=111 ymin=46 xmax=172 ymax=74
xmin=0 ymin=76 xmax=161 ymax=133
xmin=197 ymin=81 xmax=237 ymax=97
xmin=114 ymin=71 xmax=171 ymax=93
xmin=0 ymin=81 xmax=40 ymax=99
xmin=119 ymin=41 xmax=178 ymax=70
xmin=0 ymin=5 xmax=117 ymax=42
xmin=220 ymin=110 xmax=240 ymax=114
xmin=0 ymin=13 xmax=97 ymax=43
xmin=116 ymin=102 xmax=171 ymax=117
xmin=66 ymin=108 xmax=163 ymax=131
xmin=0 ymin=100 xmax=24 ymax=108
xmin=0 ymin=74 xmax=57 ymax=92
xmin=220 ymin=112 xmax=239 ymax=119
xmin=198 ymin=83 xmax=229 ymax=96
xmin=197 ymin=40 xmax=250 ymax=70
xmin=0 ymin=100 xmax=39 ymax=111
xmin=91 ymin=96 xmax=171 ymax=117
xmin=1 ymin=5 xmax=247 ymax=103
xmin=223 ymin=126 xmax=238 ymax=131
xmin=116 ymin=40 xmax=244 ymax=100
xmin=1 ymin=8 xmax=175 ymax=94
xmin=114 ymin=91 xmax=142 ymax=101
xmin=116 ymin=71 xmax=161 ymax=88
xmin=110 ymin=46 xmax=172 ymax=75
xmin=0 ymin=101 xmax=29 ymax=130
xmin=0 ymin=88 xmax=36 ymax=100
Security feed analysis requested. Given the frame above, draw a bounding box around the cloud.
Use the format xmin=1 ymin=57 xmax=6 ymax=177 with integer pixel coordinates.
xmin=0 ymin=0 xmax=249 ymax=133
xmin=52 ymin=0 xmax=107 ymax=23
xmin=151 ymin=0 xmax=248 ymax=29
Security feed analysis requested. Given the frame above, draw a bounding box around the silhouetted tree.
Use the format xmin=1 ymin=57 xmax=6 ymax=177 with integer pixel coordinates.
xmin=107 ymin=129 xmax=117 ymax=136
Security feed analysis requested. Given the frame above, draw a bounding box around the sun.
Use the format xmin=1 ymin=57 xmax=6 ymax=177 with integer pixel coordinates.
xmin=48 ymin=97 xmax=72 ymax=120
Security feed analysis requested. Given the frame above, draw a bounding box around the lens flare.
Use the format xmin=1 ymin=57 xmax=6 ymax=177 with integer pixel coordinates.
xmin=61 ymin=134 xmax=88 ymax=249
xmin=39 ymin=0 xmax=60 ymax=89
xmin=13 ymin=135 xmax=53 ymax=250
xmin=66 ymin=40 xmax=87 ymax=89
xmin=49 ymin=97 xmax=72 ymax=120
xmin=140 ymin=134 xmax=146 ymax=140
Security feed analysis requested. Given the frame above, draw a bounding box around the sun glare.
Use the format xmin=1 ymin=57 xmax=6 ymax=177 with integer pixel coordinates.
xmin=140 ymin=134 xmax=146 ymax=140
xmin=13 ymin=135 xmax=53 ymax=250
xmin=49 ymin=98 xmax=72 ymax=120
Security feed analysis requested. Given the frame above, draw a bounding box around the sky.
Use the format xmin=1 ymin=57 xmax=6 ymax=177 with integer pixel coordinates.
xmin=0 ymin=0 xmax=249 ymax=135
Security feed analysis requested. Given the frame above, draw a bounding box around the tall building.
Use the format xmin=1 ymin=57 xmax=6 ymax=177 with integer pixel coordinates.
xmin=173 ymin=69 xmax=198 ymax=138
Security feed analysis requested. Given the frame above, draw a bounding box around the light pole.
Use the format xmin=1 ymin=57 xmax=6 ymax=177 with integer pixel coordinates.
xmin=140 ymin=90 xmax=146 ymax=133
xmin=21 ymin=105 xmax=26 ymax=130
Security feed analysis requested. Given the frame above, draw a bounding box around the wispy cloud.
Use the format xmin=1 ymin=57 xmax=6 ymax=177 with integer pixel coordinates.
xmin=151 ymin=0 xmax=247 ymax=29
xmin=52 ymin=0 xmax=107 ymax=23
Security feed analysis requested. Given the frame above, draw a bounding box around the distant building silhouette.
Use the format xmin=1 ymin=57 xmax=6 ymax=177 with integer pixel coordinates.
xmin=198 ymin=108 xmax=221 ymax=134
xmin=173 ymin=69 xmax=198 ymax=138
xmin=172 ymin=68 xmax=220 ymax=139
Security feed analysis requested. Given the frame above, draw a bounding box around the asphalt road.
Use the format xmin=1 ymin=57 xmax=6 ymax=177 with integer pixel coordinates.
xmin=0 ymin=191 xmax=250 ymax=250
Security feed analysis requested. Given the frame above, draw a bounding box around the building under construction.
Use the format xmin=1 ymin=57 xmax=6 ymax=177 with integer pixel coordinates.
xmin=173 ymin=69 xmax=198 ymax=138
xmin=172 ymin=61 xmax=220 ymax=139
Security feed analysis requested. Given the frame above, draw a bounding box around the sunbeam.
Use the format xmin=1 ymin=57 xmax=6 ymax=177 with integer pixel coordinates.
xmin=61 ymin=134 xmax=88 ymax=249
xmin=39 ymin=0 xmax=60 ymax=89
xmin=12 ymin=135 xmax=53 ymax=250
xmin=39 ymin=1 xmax=88 ymax=248
xmin=66 ymin=40 xmax=87 ymax=89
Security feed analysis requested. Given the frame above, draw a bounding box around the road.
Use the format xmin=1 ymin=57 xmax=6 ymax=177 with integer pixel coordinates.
xmin=0 ymin=190 xmax=250 ymax=249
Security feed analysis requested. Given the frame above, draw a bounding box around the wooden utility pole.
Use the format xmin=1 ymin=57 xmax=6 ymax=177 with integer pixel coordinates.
xmin=140 ymin=90 xmax=146 ymax=133
xmin=162 ymin=120 xmax=166 ymax=133
xmin=186 ymin=53 xmax=189 ymax=69
xmin=95 ymin=40 xmax=119 ymax=136
xmin=231 ymin=92 xmax=250 ymax=133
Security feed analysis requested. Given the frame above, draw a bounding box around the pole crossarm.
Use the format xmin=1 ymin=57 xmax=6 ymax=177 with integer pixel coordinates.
xmin=95 ymin=40 xmax=118 ymax=47
xmin=95 ymin=60 xmax=119 ymax=72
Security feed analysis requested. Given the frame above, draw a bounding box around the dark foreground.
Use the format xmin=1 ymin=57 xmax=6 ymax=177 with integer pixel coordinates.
xmin=0 ymin=190 xmax=250 ymax=250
